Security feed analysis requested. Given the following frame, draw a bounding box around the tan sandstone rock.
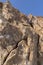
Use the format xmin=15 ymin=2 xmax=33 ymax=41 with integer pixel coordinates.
xmin=0 ymin=1 xmax=43 ymax=65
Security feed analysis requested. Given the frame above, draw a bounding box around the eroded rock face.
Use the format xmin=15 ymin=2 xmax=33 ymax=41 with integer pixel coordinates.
xmin=0 ymin=1 xmax=43 ymax=65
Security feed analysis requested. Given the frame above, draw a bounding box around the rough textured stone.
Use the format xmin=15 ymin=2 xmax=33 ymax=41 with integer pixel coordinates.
xmin=0 ymin=1 xmax=43 ymax=65
xmin=3 ymin=40 xmax=29 ymax=65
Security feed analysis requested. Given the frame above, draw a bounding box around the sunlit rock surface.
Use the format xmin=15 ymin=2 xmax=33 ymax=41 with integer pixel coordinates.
xmin=0 ymin=1 xmax=43 ymax=65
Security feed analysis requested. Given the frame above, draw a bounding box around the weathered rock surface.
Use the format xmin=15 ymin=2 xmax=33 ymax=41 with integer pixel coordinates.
xmin=0 ymin=1 xmax=43 ymax=65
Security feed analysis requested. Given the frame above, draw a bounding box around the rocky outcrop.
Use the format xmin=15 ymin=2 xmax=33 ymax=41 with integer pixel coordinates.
xmin=0 ymin=1 xmax=43 ymax=65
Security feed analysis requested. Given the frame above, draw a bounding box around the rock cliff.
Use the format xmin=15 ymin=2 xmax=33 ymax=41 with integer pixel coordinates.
xmin=0 ymin=1 xmax=43 ymax=65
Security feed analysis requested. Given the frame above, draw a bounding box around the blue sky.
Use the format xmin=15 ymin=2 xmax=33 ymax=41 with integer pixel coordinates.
xmin=1 ymin=0 xmax=43 ymax=16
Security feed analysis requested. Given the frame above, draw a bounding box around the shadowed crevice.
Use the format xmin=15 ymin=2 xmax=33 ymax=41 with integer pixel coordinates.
xmin=3 ymin=39 xmax=23 ymax=65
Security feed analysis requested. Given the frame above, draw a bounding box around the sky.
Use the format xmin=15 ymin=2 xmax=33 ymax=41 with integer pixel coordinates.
xmin=1 ymin=0 xmax=43 ymax=16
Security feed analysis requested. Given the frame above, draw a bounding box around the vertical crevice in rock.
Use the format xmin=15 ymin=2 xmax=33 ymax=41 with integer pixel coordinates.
xmin=39 ymin=36 xmax=43 ymax=65
xmin=37 ymin=35 xmax=41 ymax=65
xmin=28 ymin=33 xmax=38 ymax=65
xmin=29 ymin=18 xmax=33 ymax=28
